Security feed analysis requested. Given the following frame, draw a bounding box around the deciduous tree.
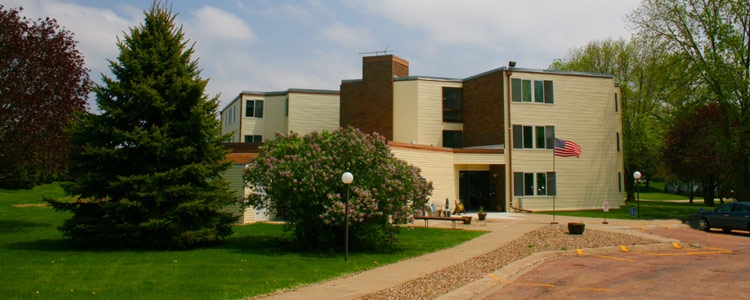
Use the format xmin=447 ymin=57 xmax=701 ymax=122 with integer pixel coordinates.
xmin=550 ymin=38 xmax=682 ymax=200
xmin=629 ymin=0 xmax=750 ymax=201
xmin=664 ymin=104 xmax=732 ymax=206
xmin=243 ymin=127 xmax=433 ymax=251
xmin=47 ymin=2 xmax=236 ymax=249
xmin=0 ymin=5 xmax=90 ymax=188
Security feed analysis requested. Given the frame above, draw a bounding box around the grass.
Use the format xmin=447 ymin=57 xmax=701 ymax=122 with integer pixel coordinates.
xmin=540 ymin=200 xmax=715 ymax=221
xmin=0 ymin=183 xmax=485 ymax=300
xmin=538 ymin=181 xmax=722 ymax=221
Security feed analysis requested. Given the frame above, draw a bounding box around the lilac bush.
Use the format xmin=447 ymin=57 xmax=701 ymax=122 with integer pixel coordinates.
xmin=243 ymin=127 xmax=433 ymax=251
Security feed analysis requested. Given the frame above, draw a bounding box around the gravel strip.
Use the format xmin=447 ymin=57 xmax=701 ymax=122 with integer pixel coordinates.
xmin=358 ymin=224 xmax=663 ymax=300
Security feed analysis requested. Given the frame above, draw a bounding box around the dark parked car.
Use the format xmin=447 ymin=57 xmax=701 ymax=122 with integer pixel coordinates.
xmin=687 ymin=202 xmax=750 ymax=233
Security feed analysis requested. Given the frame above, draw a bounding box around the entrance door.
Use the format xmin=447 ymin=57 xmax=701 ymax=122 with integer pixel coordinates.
xmin=459 ymin=171 xmax=491 ymax=211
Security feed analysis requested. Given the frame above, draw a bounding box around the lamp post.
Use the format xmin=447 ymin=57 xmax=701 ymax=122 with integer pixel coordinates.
xmin=341 ymin=172 xmax=353 ymax=261
xmin=633 ymin=171 xmax=642 ymax=219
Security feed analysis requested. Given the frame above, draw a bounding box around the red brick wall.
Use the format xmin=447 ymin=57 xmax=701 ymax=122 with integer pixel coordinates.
xmin=462 ymin=70 xmax=505 ymax=147
xmin=340 ymin=55 xmax=409 ymax=141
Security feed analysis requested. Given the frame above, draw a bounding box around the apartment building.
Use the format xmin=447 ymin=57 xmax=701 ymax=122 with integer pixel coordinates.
xmin=220 ymin=89 xmax=340 ymax=142
xmin=339 ymin=55 xmax=624 ymax=212
xmin=221 ymin=55 xmax=624 ymax=216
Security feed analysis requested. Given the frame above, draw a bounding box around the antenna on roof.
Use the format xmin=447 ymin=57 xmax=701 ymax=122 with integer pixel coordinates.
xmin=358 ymin=46 xmax=393 ymax=56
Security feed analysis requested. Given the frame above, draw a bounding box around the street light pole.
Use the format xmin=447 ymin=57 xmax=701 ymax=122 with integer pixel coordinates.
xmin=341 ymin=172 xmax=353 ymax=261
xmin=633 ymin=171 xmax=642 ymax=219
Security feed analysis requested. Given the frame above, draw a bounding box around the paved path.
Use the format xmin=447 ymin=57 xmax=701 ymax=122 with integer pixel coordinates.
xmin=254 ymin=213 xmax=683 ymax=300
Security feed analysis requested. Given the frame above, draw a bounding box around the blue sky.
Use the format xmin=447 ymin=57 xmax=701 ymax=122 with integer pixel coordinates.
xmin=5 ymin=0 xmax=640 ymax=111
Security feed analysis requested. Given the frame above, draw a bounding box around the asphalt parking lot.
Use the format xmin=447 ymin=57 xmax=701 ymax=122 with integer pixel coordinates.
xmin=477 ymin=227 xmax=750 ymax=299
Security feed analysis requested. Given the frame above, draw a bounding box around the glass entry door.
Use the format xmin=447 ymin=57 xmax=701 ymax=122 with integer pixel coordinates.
xmin=459 ymin=171 xmax=491 ymax=211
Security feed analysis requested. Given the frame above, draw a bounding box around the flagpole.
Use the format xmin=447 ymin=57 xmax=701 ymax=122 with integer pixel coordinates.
xmin=552 ymin=144 xmax=557 ymax=224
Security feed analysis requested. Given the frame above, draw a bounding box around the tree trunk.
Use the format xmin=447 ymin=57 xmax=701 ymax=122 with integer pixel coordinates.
xmin=702 ymin=182 xmax=715 ymax=206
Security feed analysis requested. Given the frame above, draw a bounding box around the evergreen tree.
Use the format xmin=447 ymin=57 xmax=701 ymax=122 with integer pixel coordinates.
xmin=47 ymin=2 xmax=236 ymax=249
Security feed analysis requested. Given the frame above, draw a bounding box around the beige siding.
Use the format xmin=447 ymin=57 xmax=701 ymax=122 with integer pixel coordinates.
xmin=239 ymin=96 xmax=266 ymax=141
xmin=221 ymin=100 xmax=241 ymax=142
xmin=453 ymin=152 xmax=505 ymax=165
xmin=261 ymin=94 xmax=286 ymax=139
xmin=390 ymin=147 xmax=457 ymax=207
xmin=509 ymin=73 xmax=624 ymax=211
xmin=288 ymin=92 xmax=339 ymax=135
xmin=390 ymin=145 xmax=505 ymax=210
xmin=393 ymin=81 xmax=419 ymax=143
xmin=409 ymin=80 xmax=464 ymax=146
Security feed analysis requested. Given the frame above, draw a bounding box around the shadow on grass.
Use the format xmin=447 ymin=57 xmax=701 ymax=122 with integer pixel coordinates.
xmin=0 ymin=220 xmax=51 ymax=234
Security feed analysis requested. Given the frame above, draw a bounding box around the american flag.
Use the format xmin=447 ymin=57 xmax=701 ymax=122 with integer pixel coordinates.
xmin=554 ymin=138 xmax=581 ymax=158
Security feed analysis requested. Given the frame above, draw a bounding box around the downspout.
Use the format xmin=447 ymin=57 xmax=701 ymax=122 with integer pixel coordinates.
xmin=505 ymin=67 xmax=513 ymax=212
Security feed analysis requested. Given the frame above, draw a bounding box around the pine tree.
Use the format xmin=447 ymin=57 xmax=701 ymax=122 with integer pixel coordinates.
xmin=47 ymin=2 xmax=237 ymax=249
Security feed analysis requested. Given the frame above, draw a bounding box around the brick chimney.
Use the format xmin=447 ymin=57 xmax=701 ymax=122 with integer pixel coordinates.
xmin=340 ymin=55 xmax=409 ymax=141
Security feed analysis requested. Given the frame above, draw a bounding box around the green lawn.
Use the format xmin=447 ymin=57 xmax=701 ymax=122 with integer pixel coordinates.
xmin=540 ymin=200 xmax=714 ymax=220
xmin=0 ymin=183 xmax=485 ymax=300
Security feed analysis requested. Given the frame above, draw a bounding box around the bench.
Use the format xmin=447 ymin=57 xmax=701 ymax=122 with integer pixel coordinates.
xmin=414 ymin=216 xmax=472 ymax=229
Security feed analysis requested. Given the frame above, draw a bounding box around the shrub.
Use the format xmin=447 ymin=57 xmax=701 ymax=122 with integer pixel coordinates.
xmin=243 ymin=127 xmax=433 ymax=251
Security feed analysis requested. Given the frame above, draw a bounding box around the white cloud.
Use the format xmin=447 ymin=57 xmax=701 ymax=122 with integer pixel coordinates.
xmin=189 ymin=6 xmax=255 ymax=42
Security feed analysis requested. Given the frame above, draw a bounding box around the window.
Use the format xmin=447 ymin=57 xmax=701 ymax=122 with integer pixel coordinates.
xmin=536 ymin=173 xmax=547 ymax=195
xmin=245 ymin=100 xmax=264 ymax=118
xmin=225 ymin=106 xmax=235 ymax=126
xmin=618 ymin=172 xmax=623 ymax=192
xmin=513 ymin=125 xmax=555 ymax=149
xmin=514 ymin=172 xmax=556 ymax=196
xmin=616 ymin=132 xmax=621 ymax=152
xmin=443 ymin=130 xmax=462 ymax=148
xmin=524 ymin=173 xmax=534 ymax=195
xmin=512 ymin=78 xmax=554 ymax=103
xmin=285 ymin=97 xmax=289 ymax=117
xmin=244 ymin=135 xmax=262 ymax=143
xmin=443 ymin=87 xmax=462 ymax=122
xmin=615 ymin=93 xmax=619 ymax=112
xmin=522 ymin=80 xmax=532 ymax=102
xmin=523 ymin=126 xmax=533 ymax=148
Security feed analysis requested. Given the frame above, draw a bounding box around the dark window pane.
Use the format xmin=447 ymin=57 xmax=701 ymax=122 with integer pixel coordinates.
xmin=616 ymin=132 xmax=621 ymax=152
xmin=537 ymin=173 xmax=546 ymax=195
xmin=513 ymin=125 xmax=523 ymax=149
xmin=618 ymin=172 xmax=622 ymax=192
xmin=513 ymin=172 xmax=524 ymax=196
xmin=245 ymin=100 xmax=254 ymax=117
xmin=534 ymin=80 xmax=544 ymax=103
xmin=536 ymin=126 xmax=546 ymax=149
xmin=523 ymin=126 xmax=533 ymax=149
xmin=615 ymin=93 xmax=619 ymax=112
xmin=522 ymin=80 xmax=532 ymax=102
xmin=512 ymin=78 xmax=522 ymax=102
xmin=255 ymin=100 xmax=264 ymax=118
xmin=443 ymin=130 xmax=462 ymax=148
xmin=524 ymin=173 xmax=534 ymax=196
xmin=544 ymin=80 xmax=554 ymax=103
xmin=547 ymin=172 xmax=557 ymax=195
xmin=443 ymin=87 xmax=462 ymax=122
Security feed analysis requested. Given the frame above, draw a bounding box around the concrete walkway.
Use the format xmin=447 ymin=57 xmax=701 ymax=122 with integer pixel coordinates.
xmin=254 ymin=213 xmax=684 ymax=300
